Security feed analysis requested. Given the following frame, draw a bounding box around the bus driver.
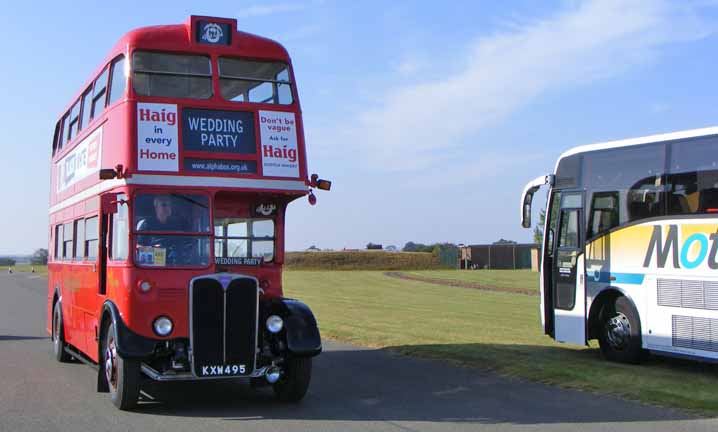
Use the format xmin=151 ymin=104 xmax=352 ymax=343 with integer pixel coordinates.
xmin=136 ymin=195 xmax=189 ymax=232
xmin=136 ymin=195 xmax=199 ymax=266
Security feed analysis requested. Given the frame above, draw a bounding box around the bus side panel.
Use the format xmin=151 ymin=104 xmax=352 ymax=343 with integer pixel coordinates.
xmin=67 ymin=264 xmax=91 ymax=354
xmin=589 ymin=220 xmax=718 ymax=360
xmin=74 ymin=262 xmax=100 ymax=361
xmin=641 ymin=220 xmax=718 ymax=360
xmin=47 ymin=264 xmax=58 ymax=335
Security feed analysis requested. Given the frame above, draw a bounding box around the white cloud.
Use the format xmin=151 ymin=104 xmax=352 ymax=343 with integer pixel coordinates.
xmin=237 ymin=3 xmax=305 ymax=19
xmin=342 ymin=0 xmax=716 ymax=172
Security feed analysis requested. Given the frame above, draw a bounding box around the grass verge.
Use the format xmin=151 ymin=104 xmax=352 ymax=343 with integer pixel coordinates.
xmin=284 ymin=270 xmax=718 ymax=415
xmin=1 ymin=264 xmax=47 ymax=275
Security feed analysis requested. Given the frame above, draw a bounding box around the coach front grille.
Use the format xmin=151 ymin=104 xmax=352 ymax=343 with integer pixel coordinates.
xmin=190 ymin=275 xmax=259 ymax=377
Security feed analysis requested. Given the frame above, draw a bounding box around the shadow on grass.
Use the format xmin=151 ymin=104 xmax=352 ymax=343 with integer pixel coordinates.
xmin=131 ymin=343 xmax=704 ymax=424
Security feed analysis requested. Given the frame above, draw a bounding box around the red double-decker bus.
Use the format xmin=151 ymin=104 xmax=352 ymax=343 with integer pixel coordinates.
xmin=47 ymin=16 xmax=330 ymax=410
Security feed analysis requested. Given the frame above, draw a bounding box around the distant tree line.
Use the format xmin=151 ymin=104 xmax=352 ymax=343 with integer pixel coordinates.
xmin=32 ymin=249 xmax=48 ymax=265
xmin=403 ymin=242 xmax=434 ymax=253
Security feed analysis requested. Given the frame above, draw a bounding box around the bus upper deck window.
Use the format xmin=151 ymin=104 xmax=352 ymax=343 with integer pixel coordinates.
xmin=133 ymin=51 xmax=212 ymax=99
xmin=218 ymin=58 xmax=293 ymax=105
xmin=108 ymin=56 xmax=127 ymax=106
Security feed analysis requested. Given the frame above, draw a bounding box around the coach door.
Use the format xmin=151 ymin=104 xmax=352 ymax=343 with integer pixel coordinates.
xmin=552 ymin=192 xmax=587 ymax=345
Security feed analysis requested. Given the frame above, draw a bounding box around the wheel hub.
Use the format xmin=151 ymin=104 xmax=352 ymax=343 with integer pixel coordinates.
xmin=105 ymin=339 xmax=118 ymax=390
xmin=606 ymin=312 xmax=631 ymax=350
xmin=53 ymin=311 xmax=60 ymax=350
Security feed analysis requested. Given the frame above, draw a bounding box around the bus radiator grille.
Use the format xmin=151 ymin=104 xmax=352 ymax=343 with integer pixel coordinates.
xmin=190 ymin=276 xmax=258 ymax=376
xmin=672 ymin=315 xmax=718 ymax=353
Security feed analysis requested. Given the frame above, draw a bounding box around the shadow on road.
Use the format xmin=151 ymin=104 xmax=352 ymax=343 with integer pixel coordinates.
xmin=0 ymin=335 xmax=47 ymax=341
xmin=131 ymin=344 xmax=700 ymax=424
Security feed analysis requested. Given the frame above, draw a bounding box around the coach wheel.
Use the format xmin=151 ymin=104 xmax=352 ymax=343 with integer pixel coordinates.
xmin=598 ymin=296 xmax=644 ymax=364
xmin=273 ymin=357 xmax=312 ymax=402
xmin=103 ymin=323 xmax=141 ymax=410
xmin=52 ymin=303 xmax=72 ymax=363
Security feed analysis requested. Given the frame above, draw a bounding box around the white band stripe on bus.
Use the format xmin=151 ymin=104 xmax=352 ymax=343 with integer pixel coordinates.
xmin=48 ymin=175 xmax=308 ymax=214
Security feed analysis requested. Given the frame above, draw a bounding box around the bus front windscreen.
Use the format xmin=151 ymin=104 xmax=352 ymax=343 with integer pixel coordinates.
xmin=214 ymin=218 xmax=275 ymax=262
xmin=135 ymin=193 xmax=211 ymax=267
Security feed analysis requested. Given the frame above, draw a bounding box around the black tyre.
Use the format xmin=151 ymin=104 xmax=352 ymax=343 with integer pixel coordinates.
xmin=52 ymin=303 xmax=72 ymax=363
xmin=102 ymin=323 xmax=140 ymax=410
xmin=598 ymin=296 xmax=644 ymax=364
xmin=273 ymin=357 xmax=312 ymax=402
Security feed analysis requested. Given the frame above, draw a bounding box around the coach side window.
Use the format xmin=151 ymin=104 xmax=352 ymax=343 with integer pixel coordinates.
xmin=668 ymin=136 xmax=718 ymax=215
xmin=583 ymin=144 xmax=666 ymax=226
xmin=62 ymin=222 xmax=74 ymax=261
xmin=587 ymin=192 xmax=618 ymax=239
xmin=74 ymin=219 xmax=85 ymax=259
xmin=85 ymin=217 xmax=99 ymax=262
xmin=91 ymin=68 xmax=109 ymax=118
xmin=108 ymin=56 xmax=126 ymax=106
xmin=54 ymin=225 xmax=62 ymax=260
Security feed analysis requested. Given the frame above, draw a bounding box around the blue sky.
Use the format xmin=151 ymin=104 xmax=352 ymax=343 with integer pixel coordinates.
xmin=1 ymin=0 xmax=718 ymax=254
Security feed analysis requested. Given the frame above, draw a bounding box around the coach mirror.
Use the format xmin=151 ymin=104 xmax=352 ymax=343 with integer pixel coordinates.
xmin=522 ymin=188 xmax=537 ymax=228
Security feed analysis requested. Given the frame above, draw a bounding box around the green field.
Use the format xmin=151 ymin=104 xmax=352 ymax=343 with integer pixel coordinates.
xmin=403 ymin=269 xmax=538 ymax=292
xmin=284 ymin=270 xmax=718 ymax=414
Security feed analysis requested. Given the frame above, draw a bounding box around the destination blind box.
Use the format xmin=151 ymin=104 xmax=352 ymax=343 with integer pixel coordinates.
xmin=190 ymin=16 xmax=235 ymax=46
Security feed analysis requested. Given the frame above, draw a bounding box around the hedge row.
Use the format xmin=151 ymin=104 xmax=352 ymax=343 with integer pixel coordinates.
xmin=284 ymin=251 xmax=444 ymax=271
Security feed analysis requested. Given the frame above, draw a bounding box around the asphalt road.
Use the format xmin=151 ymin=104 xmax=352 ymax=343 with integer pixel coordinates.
xmin=1 ymin=271 xmax=717 ymax=432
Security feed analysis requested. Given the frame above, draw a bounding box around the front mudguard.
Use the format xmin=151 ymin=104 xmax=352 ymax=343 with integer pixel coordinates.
xmin=278 ymin=299 xmax=322 ymax=357
xmin=101 ymin=301 xmax=159 ymax=359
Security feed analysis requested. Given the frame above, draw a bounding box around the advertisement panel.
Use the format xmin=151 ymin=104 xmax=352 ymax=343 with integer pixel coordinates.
xmin=137 ymin=103 xmax=179 ymax=171
xmin=184 ymin=158 xmax=257 ymax=174
xmin=182 ymin=109 xmax=255 ymax=154
xmin=259 ymin=111 xmax=299 ymax=177
xmin=56 ymin=126 xmax=103 ymax=192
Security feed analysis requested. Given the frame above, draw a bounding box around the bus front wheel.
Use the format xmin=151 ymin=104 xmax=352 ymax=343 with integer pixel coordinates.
xmin=102 ymin=323 xmax=141 ymax=410
xmin=273 ymin=357 xmax=312 ymax=402
xmin=598 ymin=296 xmax=644 ymax=364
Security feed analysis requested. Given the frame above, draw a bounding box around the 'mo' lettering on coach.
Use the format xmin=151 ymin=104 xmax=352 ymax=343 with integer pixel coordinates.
xmin=642 ymin=224 xmax=718 ymax=270
xmin=137 ymin=103 xmax=179 ymax=172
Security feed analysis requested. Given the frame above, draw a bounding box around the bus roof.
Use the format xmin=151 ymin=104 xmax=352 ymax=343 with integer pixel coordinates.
xmin=59 ymin=16 xmax=291 ymax=116
xmin=556 ymin=126 xmax=718 ymax=167
xmin=121 ymin=17 xmax=290 ymax=60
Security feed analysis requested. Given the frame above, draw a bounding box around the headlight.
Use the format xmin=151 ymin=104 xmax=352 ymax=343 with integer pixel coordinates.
xmin=266 ymin=315 xmax=284 ymax=333
xmin=153 ymin=316 xmax=173 ymax=336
